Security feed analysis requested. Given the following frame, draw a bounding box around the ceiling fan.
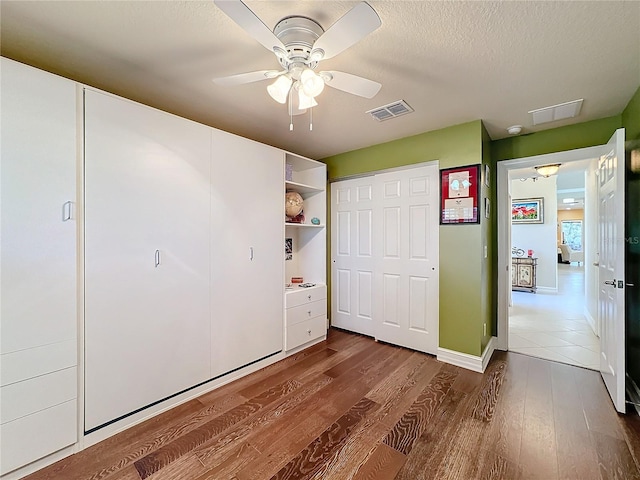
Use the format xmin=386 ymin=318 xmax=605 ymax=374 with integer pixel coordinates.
xmin=213 ymin=0 xmax=382 ymax=119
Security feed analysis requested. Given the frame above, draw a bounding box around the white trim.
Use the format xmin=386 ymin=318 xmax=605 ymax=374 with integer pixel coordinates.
xmin=536 ymin=286 xmax=558 ymax=294
xmin=437 ymin=336 xmax=497 ymax=373
xmin=584 ymin=306 xmax=597 ymax=337
xmin=497 ymin=145 xmax=607 ymax=354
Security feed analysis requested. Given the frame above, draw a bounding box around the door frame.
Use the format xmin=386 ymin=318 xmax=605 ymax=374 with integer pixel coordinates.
xmin=496 ymin=145 xmax=607 ymax=351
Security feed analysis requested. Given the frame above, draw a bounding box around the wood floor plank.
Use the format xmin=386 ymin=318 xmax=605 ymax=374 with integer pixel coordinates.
xmin=591 ymin=430 xmax=640 ymax=480
xmin=551 ymin=361 xmax=600 ymax=480
xmin=269 ymin=397 xmax=377 ymax=480
xmin=194 ymin=375 xmax=334 ymax=473
xmin=483 ymin=352 xmax=528 ymax=465
xmin=518 ymin=356 xmax=559 ymax=480
xmin=383 ymin=368 xmax=458 ymax=455
xmin=134 ymin=379 xmax=302 ymax=478
xmin=351 ymin=443 xmax=406 ymax=480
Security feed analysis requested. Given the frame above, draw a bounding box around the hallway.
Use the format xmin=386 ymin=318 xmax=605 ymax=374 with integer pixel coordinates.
xmin=509 ymin=263 xmax=600 ymax=370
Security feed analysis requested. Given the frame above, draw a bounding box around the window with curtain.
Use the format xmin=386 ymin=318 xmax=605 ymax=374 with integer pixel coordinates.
xmin=561 ymin=220 xmax=583 ymax=251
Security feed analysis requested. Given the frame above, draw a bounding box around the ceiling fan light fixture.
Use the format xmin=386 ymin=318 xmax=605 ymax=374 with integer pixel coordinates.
xmin=300 ymin=68 xmax=324 ymax=98
xmin=298 ymin=87 xmax=318 ymax=110
xmin=267 ymin=75 xmax=292 ymax=104
xmin=534 ymin=163 xmax=561 ymax=177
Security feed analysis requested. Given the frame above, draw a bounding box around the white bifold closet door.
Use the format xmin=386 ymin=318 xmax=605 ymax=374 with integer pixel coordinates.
xmin=209 ymin=130 xmax=284 ymax=378
xmin=331 ymin=163 xmax=439 ymax=355
xmin=84 ymin=90 xmax=211 ymax=431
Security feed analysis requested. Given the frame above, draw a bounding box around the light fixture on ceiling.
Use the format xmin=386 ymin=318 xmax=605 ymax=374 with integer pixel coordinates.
xmin=507 ymin=125 xmax=522 ymax=135
xmin=267 ymin=75 xmax=293 ymax=104
xmin=534 ymin=163 xmax=561 ymax=177
xmin=562 ymin=198 xmax=575 ymax=204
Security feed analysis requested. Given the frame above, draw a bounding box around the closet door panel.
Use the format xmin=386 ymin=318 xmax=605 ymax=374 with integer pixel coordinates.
xmin=0 ymin=58 xmax=77 ymax=355
xmin=210 ymin=130 xmax=283 ymax=377
xmin=84 ymin=91 xmax=211 ymax=431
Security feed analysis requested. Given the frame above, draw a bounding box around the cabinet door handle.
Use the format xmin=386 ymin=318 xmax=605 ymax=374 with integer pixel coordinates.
xmin=249 ymin=247 xmax=254 ymax=261
xmin=307 ymin=295 xmax=312 ymax=300
xmin=307 ymin=329 xmax=312 ymax=336
xmin=155 ymin=249 xmax=161 ymax=268
xmin=308 ymin=311 xmax=312 ymax=316
xmin=62 ymin=201 xmax=72 ymax=221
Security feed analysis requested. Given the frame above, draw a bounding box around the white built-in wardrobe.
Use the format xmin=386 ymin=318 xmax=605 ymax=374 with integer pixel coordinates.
xmin=0 ymin=57 xmax=326 ymax=479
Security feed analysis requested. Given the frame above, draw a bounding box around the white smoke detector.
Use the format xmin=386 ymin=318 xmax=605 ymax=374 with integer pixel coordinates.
xmin=507 ymin=125 xmax=522 ymax=135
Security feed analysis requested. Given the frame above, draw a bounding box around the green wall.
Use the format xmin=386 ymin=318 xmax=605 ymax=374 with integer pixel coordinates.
xmin=623 ymin=85 xmax=640 ymax=141
xmin=492 ymin=115 xmax=622 ymax=161
xmin=323 ymin=120 xmax=488 ymax=356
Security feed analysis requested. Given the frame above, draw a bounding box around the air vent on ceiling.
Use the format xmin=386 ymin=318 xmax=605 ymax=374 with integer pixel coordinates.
xmin=528 ymin=99 xmax=583 ymax=125
xmin=367 ymin=100 xmax=414 ymax=121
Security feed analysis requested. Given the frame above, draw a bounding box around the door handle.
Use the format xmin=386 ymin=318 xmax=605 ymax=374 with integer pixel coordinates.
xmin=593 ymin=261 xmax=599 ymax=266
xmin=604 ymin=280 xmax=615 ymax=286
xmin=155 ymin=249 xmax=161 ymax=268
xmin=62 ymin=201 xmax=72 ymax=221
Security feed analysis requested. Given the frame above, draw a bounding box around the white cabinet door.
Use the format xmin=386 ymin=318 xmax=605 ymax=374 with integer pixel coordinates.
xmin=1 ymin=58 xmax=77 ymax=474
xmin=84 ymin=90 xmax=211 ymax=431
xmin=210 ymin=130 xmax=284 ymax=377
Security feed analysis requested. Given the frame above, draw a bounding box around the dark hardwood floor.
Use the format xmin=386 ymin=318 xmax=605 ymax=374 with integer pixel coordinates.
xmin=24 ymin=328 xmax=640 ymax=480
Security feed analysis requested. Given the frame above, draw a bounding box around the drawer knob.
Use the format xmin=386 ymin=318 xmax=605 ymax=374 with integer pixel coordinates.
xmin=308 ymin=295 xmax=312 ymax=300
xmin=308 ymin=311 xmax=312 ymax=316
xmin=307 ymin=329 xmax=312 ymax=335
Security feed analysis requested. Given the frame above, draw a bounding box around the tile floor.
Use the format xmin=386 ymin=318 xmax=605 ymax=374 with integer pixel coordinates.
xmin=508 ymin=263 xmax=600 ymax=370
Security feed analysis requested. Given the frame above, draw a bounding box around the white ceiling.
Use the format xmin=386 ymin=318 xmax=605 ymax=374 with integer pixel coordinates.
xmin=1 ymin=1 xmax=639 ymax=160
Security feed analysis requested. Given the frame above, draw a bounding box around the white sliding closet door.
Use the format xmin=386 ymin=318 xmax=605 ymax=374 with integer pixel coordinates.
xmin=330 ymin=164 xmax=439 ymax=354
xmin=210 ymin=130 xmax=284 ymax=378
xmin=84 ymin=90 xmax=211 ymax=431
xmin=374 ymin=165 xmax=439 ymax=355
xmin=331 ymin=177 xmax=375 ymax=336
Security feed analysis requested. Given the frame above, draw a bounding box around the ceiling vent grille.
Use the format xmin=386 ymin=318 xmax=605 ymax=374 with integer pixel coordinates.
xmin=367 ymin=100 xmax=414 ymax=121
xmin=528 ymin=99 xmax=583 ymax=125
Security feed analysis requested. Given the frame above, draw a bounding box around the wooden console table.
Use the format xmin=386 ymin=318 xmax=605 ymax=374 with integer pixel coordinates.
xmin=512 ymin=257 xmax=537 ymax=293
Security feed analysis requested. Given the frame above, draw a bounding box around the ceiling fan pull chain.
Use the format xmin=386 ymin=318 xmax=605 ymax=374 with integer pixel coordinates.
xmin=288 ymin=88 xmax=294 ymax=131
xmin=309 ymin=107 xmax=313 ymax=131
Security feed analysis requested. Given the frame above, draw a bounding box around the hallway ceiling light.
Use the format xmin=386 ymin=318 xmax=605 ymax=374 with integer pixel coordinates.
xmin=534 ymin=163 xmax=561 ymax=177
xmin=562 ymin=198 xmax=575 ymax=204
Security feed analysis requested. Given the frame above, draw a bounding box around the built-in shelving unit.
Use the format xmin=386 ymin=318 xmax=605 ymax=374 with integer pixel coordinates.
xmin=284 ymin=153 xmax=327 ymax=351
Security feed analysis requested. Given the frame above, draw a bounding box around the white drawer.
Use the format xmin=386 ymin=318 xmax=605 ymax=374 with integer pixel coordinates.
xmin=1 ymin=339 xmax=76 ymax=386
xmin=286 ymin=300 xmax=327 ymax=327
xmin=285 ymin=315 xmax=326 ymax=351
xmin=286 ymin=284 xmax=327 ymax=308
xmin=0 ymin=399 xmax=77 ymax=475
xmin=1 ymin=367 xmax=77 ymax=424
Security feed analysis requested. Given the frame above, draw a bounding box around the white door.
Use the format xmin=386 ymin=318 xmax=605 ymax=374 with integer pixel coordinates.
xmin=331 ymin=177 xmax=376 ymax=336
xmin=210 ymin=130 xmax=284 ymax=377
xmin=598 ymin=128 xmax=626 ymax=413
xmin=84 ymin=90 xmax=211 ymax=431
xmin=375 ymin=165 xmax=439 ymax=354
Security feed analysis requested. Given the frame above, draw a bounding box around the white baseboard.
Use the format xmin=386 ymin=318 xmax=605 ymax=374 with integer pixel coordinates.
xmin=437 ymin=336 xmax=497 ymax=373
xmin=536 ymin=286 xmax=558 ymax=294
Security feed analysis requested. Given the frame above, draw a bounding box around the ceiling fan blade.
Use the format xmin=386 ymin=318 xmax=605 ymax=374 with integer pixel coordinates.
xmin=312 ymin=2 xmax=381 ymax=60
xmin=322 ymin=71 xmax=381 ymax=99
xmin=213 ymin=70 xmax=282 ymax=86
xmin=214 ymin=0 xmax=286 ymax=54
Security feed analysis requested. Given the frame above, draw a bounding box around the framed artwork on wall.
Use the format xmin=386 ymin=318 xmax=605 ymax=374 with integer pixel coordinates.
xmin=512 ymin=198 xmax=544 ymax=224
xmin=440 ymin=164 xmax=480 ymax=224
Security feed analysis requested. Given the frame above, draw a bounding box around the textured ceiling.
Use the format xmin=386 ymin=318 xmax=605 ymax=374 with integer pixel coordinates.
xmin=1 ymin=1 xmax=639 ymax=160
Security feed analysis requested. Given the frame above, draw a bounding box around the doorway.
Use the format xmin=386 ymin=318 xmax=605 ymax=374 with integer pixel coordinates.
xmin=507 ymin=159 xmax=599 ymax=369
xmin=497 ymin=145 xmax=609 ymax=353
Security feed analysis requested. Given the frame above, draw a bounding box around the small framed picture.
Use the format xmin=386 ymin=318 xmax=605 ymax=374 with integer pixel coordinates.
xmin=285 ymin=238 xmax=293 ymax=260
xmin=485 ymin=198 xmax=490 ymax=218
xmin=512 ymin=198 xmax=544 ymax=224
xmin=484 ymin=164 xmax=490 ymax=187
